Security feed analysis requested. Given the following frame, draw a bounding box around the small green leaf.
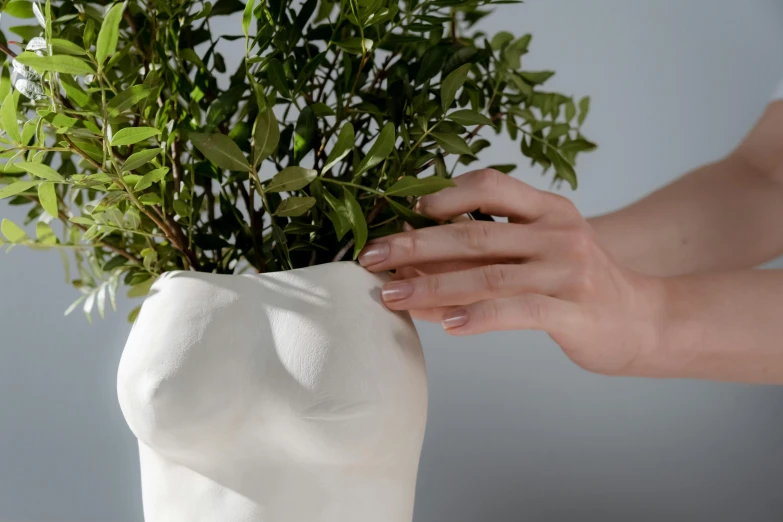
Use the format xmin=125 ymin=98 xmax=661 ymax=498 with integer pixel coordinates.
xmin=275 ymin=196 xmax=316 ymax=216
xmin=342 ymin=188 xmax=367 ymax=258
xmin=38 ymin=182 xmax=58 ymax=217
xmin=335 ymin=37 xmax=374 ymax=55
xmin=266 ymin=166 xmax=317 ymax=192
xmin=253 ymin=109 xmax=280 ymax=166
xmin=294 ymin=106 xmax=316 ymax=161
xmin=51 ymin=38 xmax=87 ymax=56
xmin=36 ymin=221 xmax=57 ymax=245
xmin=310 ymin=102 xmax=335 ymax=117
xmin=266 ymin=59 xmax=290 ymax=98
xmin=125 ymin=208 xmax=141 ymax=229
xmin=127 ymin=277 xmax=156 ymax=298
xmin=446 ymin=109 xmax=493 ymax=126
xmin=61 ymin=76 xmax=93 ymax=108
xmin=127 ymin=306 xmax=141 ymax=323
xmin=17 ymin=161 xmax=65 ymax=182
xmin=415 ymin=45 xmax=448 ymax=85
xmin=181 ymin=48 xmax=205 ymax=69
xmin=1 ymin=218 xmax=27 ymax=242
xmin=0 ymin=180 xmax=39 ymax=199
xmin=96 ymin=2 xmax=125 ymax=68
xmin=387 ymin=198 xmax=437 ymax=228
xmin=322 ymin=122 xmax=354 ymax=175
xmin=143 ymin=250 xmax=158 ymax=271
xmin=0 ymin=62 xmax=11 ymax=102
xmin=490 ymin=31 xmax=514 ymax=50
xmin=564 ymin=99 xmax=577 ymax=122
xmin=356 ymin=122 xmax=395 ymax=176
xmin=561 ymin=138 xmax=597 ymax=153
xmin=519 ymin=70 xmax=555 ymax=85
xmin=441 ymin=63 xmax=471 ymax=112
xmin=173 ymin=200 xmax=190 ymax=218
xmin=138 ymin=193 xmax=161 ymax=205
xmin=190 ymin=133 xmax=251 ymax=171
xmin=107 ymin=85 xmax=158 ymax=117
xmin=487 ymin=164 xmax=517 ymax=174
xmin=1 ymin=91 xmax=21 ymax=143
xmin=111 ymin=127 xmax=161 ymax=147
xmin=432 ymin=132 xmax=474 ymax=157
xmin=5 ymin=1 xmax=35 ymax=18
xmin=578 ymin=96 xmax=590 ymax=126
xmin=15 ymin=52 xmax=95 ymax=76
xmin=121 ymin=148 xmax=162 ymax=172
xmin=243 ymin=0 xmax=256 ymax=37
xmin=134 ymin=167 xmax=169 ymax=191
xmin=385 ymin=176 xmax=456 ymax=197
xmin=82 ymin=224 xmax=101 ymax=241
xmin=316 ymin=181 xmax=351 ymax=240
xmin=551 ymin=152 xmax=578 ymax=190
xmin=69 ymin=216 xmax=95 ymax=226
xmin=284 ymin=221 xmax=320 ymax=234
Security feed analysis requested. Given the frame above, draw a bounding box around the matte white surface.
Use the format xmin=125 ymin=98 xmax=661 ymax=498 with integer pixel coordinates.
xmin=3 ymin=3 xmax=783 ymax=521
xmin=117 ymin=263 xmax=427 ymax=522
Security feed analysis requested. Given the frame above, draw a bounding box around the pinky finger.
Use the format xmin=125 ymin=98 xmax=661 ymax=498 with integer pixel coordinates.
xmin=441 ymin=294 xmax=579 ymax=336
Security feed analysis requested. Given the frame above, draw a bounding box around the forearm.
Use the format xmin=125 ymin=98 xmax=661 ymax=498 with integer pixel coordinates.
xmin=631 ymin=269 xmax=783 ymax=384
xmin=589 ymin=153 xmax=783 ymax=276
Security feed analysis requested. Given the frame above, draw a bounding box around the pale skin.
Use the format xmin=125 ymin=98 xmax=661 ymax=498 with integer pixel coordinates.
xmin=358 ymin=100 xmax=783 ymax=385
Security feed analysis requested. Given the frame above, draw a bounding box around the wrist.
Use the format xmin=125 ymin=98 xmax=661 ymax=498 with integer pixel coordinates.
xmin=621 ymin=275 xmax=695 ymax=379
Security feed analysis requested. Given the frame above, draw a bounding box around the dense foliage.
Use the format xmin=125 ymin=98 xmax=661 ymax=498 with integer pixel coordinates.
xmin=0 ymin=0 xmax=594 ymax=320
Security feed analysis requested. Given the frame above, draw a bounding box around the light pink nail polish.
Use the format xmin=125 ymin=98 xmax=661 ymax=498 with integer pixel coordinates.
xmin=382 ymin=281 xmax=413 ymax=302
xmin=358 ymin=242 xmax=390 ymax=266
xmin=442 ymin=309 xmax=469 ymax=330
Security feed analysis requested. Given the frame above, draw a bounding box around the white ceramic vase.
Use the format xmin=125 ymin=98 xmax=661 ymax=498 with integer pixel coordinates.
xmin=117 ymin=262 xmax=428 ymax=522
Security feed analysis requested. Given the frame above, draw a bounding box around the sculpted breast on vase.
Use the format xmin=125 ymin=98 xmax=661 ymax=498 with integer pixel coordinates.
xmin=117 ymin=262 xmax=429 ymax=522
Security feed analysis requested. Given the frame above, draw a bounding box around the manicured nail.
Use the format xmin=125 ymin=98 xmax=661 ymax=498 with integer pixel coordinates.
xmin=382 ymin=281 xmax=413 ymax=302
xmin=358 ymin=242 xmax=390 ymax=266
xmin=442 ymin=308 xmax=469 ymax=330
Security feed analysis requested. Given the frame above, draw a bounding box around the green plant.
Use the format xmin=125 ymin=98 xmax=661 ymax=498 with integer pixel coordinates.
xmin=0 ymin=0 xmax=595 ymax=321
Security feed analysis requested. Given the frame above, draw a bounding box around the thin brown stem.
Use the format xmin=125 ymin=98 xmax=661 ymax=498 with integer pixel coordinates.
xmin=64 ymin=135 xmax=103 ymax=171
xmin=332 ymin=239 xmax=354 ymax=262
xmin=0 ymin=42 xmax=17 ymax=59
xmin=65 ymin=135 xmax=200 ymax=270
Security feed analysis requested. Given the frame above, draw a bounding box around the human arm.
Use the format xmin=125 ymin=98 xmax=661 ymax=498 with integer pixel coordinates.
xmin=589 ymin=101 xmax=783 ymax=276
xmin=358 ymin=170 xmax=783 ymax=384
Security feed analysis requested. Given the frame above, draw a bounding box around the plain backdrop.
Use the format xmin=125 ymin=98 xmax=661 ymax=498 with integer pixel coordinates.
xmin=3 ymin=1 xmax=783 ymax=521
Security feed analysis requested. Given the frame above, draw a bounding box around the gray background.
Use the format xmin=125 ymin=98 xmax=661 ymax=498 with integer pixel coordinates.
xmin=3 ymin=1 xmax=783 ymax=521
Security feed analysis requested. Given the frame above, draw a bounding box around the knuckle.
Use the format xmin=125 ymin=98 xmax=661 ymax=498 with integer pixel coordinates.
xmin=424 ymin=274 xmax=444 ymax=296
xmin=478 ymin=299 xmax=502 ymax=325
xmin=457 ymin=221 xmax=492 ymax=251
xmin=472 ymin=168 xmax=502 ymax=193
xmin=394 ymin=233 xmax=421 ymax=258
xmin=480 ymin=264 xmax=510 ymax=292
xmin=569 ymin=266 xmax=597 ymax=296
xmin=567 ymin=228 xmax=593 ymax=261
xmin=520 ymin=296 xmax=547 ymax=324
xmin=547 ymin=193 xmax=579 ymax=218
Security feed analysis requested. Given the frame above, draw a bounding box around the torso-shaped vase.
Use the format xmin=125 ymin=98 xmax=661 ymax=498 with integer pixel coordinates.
xmin=117 ymin=262 xmax=428 ymax=522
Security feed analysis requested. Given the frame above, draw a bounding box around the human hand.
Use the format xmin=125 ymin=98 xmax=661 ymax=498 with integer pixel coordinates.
xmin=358 ymin=169 xmax=667 ymax=376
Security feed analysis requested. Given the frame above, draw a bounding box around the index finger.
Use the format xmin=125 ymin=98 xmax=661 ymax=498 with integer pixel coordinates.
xmin=417 ymin=168 xmax=577 ymax=224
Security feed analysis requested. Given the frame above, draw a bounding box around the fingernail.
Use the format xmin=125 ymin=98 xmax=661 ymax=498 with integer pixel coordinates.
xmin=382 ymin=281 xmax=413 ymax=302
xmin=403 ymin=222 xmax=414 ymax=232
xmin=442 ymin=308 xmax=469 ymax=330
xmin=358 ymin=242 xmax=390 ymax=266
